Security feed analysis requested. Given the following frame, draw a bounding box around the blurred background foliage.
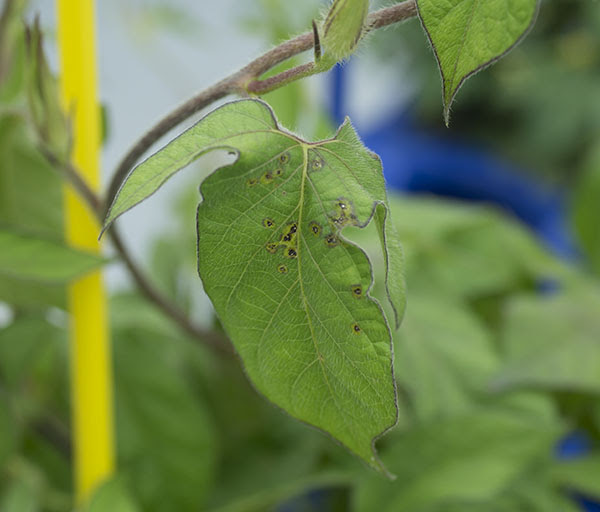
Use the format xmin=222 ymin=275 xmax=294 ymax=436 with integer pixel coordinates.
xmin=1 ymin=0 xmax=600 ymax=511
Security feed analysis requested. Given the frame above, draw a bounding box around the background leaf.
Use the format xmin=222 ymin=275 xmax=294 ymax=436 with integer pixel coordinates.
xmin=84 ymin=478 xmax=140 ymax=512
xmin=492 ymin=287 xmax=600 ymax=394
xmin=550 ymin=456 xmax=600 ymax=500
xmin=112 ymin=295 xmax=217 ymax=511
xmin=0 ymin=229 xmax=106 ymax=283
xmin=0 ymin=111 xmax=66 ymax=307
xmin=354 ymin=408 xmax=561 ymax=512
xmin=394 ymin=293 xmax=498 ymax=421
xmin=416 ymin=0 xmax=538 ymax=123
xmin=573 ymin=146 xmax=600 ymax=275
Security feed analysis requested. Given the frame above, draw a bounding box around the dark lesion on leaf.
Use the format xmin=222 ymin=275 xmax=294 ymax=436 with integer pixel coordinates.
xmin=309 ymin=221 xmax=322 ymax=237
xmin=265 ymin=242 xmax=279 ymax=254
xmin=277 ymin=264 xmax=288 ymax=274
xmin=262 ymin=218 xmax=276 ymax=228
xmin=261 ymin=170 xmax=275 ymax=184
xmin=280 ymin=222 xmax=298 ymax=243
xmin=246 ymin=177 xmax=259 ymax=187
xmin=351 ymin=284 xmax=362 ymax=298
xmin=329 ymin=197 xmax=358 ymax=229
xmin=324 ymin=234 xmax=339 ymax=247
xmin=351 ymin=323 xmax=362 ymax=334
xmin=266 ymin=221 xmax=299 ymax=259
xmin=311 ymin=158 xmax=323 ymax=172
xmin=307 ymin=150 xmax=325 ymax=173
xmin=279 ymin=152 xmax=290 ymax=164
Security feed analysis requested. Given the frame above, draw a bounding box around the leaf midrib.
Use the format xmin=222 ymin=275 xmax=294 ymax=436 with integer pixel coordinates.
xmin=294 ymin=145 xmax=387 ymax=431
xmin=296 ymin=145 xmax=335 ymax=409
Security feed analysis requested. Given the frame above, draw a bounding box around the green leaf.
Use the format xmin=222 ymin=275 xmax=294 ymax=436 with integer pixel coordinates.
xmin=198 ymin=100 xmax=402 ymax=470
xmin=0 ymin=275 xmax=65 ymax=308
xmin=24 ymin=18 xmax=70 ymax=160
xmin=394 ymin=293 xmax=498 ymax=421
xmin=0 ymin=0 xmax=27 ymax=105
xmin=322 ymin=0 xmax=369 ymax=62
xmin=416 ymin=0 xmax=539 ymax=124
xmin=84 ymin=478 xmax=140 ymax=512
xmin=0 ymin=479 xmax=39 ymax=512
xmin=573 ymin=146 xmax=600 ymax=275
xmin=113 ymin=317 xmax=217 ymax=511
xmin=492 ymin=287 xmax=600 ymax=393
xmin=386 ymin=196 xmax=564 ymax=298
xmin=105 ymin=99 xmax=404 ymax=471
xmin=0 ymin=228 xmax=106 ymax=283
xmin=207 ymin=472 xmax=354 ymax=512
xmin=355 ymin=408 xmax=560 ymax=512
xmin=0 ymin=114 xmax=66 ymax=306
xmin=0 ymin=397 xmax=17 ymax=468
xmin=0 ymin=314 xmax=64 ymax=387
xmin=550 ymin=456 xmax=600 ymax=499
xmin=424 ymin=472 xmax=581 ymax=512
xmin=0 ymin=114 xmax=63 ymax=236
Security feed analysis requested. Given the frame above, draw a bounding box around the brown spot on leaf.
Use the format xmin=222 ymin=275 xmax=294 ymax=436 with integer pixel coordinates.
xmin=309 ymin=221 xmax=322 ymax=236
xmin=325 ymin=234 xmax=338 ymax=247
xmin=266 ymin=242 xmax=279 ymax=254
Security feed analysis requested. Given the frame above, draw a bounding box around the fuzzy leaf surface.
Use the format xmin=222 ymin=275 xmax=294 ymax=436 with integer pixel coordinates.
xmin=322 ymin=0 xmax=369 ymax=62
xmin=106 ymin=99 xmax=404 ymax=470
xmin=416 ymin=0 xmax=538 ymax=123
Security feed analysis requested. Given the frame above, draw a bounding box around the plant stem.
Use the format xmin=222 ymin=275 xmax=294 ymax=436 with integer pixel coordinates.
xmin=40 ymin=148 xmax=231 ymax=356
xmin=108 ymin=225 xmax=232 ymax=355
xmin=106 ymin=0 xmax=417 ymax=208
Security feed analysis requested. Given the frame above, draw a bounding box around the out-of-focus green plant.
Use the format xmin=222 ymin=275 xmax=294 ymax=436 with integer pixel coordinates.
xmin=1 ymin=0 xmax=599 ymax=511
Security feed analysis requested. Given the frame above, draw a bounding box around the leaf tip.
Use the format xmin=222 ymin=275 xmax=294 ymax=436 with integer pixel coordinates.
xmin=443 ymin=106 xmax=451 ymax=127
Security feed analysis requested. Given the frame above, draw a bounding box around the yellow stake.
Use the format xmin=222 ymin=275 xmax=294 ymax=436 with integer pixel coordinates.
xmin=56 ymin=0 xmax=114 ymax=503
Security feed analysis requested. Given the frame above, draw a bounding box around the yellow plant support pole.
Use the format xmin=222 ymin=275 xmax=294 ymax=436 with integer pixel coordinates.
xmin=56 ymin=0 xmax=115 ymax=504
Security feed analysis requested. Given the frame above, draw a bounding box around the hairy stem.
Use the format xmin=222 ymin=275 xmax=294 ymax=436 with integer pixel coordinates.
xmin=106 ymin=0 xmax=417 ymax=209
xmin=108 ymin=225 xmax=232 ymax=355
xmin=40 ymin=148 xmax=231 ymax=355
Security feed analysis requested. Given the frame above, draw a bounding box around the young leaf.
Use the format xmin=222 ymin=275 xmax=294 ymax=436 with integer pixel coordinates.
xmin=0 ymin=228 xmax=106 ymax=282
xmin=322 ymin=0 xmax=369 ymax=62
xmin=416 ymin=0 xmax=539 ymax=124
xmin=104 ymin=99 xmax=404 ymax=472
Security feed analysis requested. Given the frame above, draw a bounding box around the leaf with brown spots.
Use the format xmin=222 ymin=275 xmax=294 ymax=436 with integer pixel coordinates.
xmin=102 ymin=99 xmax=405 ymax=473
